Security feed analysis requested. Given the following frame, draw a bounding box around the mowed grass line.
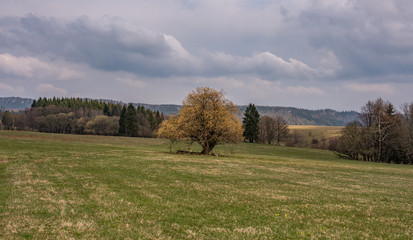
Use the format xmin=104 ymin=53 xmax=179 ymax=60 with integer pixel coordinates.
xmin=0 ymin=131 xmax=412 ymax=239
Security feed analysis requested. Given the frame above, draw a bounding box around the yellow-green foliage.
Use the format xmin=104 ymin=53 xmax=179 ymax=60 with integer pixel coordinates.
xmin=158 ymin=87 xmax=243 ymax=154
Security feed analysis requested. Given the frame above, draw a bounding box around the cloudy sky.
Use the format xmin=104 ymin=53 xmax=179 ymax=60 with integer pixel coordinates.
xmin=0 ymin=0 xmax=412 ymax=110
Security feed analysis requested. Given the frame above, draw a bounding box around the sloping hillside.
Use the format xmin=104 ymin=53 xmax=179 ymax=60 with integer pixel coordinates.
xmin=139 ymin=105 xmax=358 ymax=126
xmin=0 ymin=97 xmax=33 ymax=111
xmin=237 ymin=106 xmax=358 ymax=126
xmin=0 ymin=97 xmax=358 ymax=126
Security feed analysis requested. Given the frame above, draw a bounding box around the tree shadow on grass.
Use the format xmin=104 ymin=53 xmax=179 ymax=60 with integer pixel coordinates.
xmin=163 ymin=150 xmax=230 ymax=157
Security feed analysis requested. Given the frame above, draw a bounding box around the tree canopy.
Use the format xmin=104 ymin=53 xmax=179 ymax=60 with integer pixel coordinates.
xmin=335 ymin=98 xmax=413 ymax=164
xmin=242 ymin=103 xmax=260 ymax=143
xmin=259 ymin=115 xmax=289 ymax=145
xmin=4 ymin=97 xmax=164 ymax=137
xmin=158 ymin=87 xmax=243 ymax=155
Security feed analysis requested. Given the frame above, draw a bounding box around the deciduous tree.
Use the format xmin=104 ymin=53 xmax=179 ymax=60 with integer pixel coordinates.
xmin=336 ymin=98 xmax=412 ymax=164
xmin=274 ymin=116 xmax=289 ymax=145
xmin=2 ymin=111 xmax=15 ymax=130
xmin=259 ymin=115 xmax=289 ymax=145
xmin=157 ymin=116 xmax=185 ymax=152
xmin=259 ymin=115 xmax=276 ymax=144
xmin=158 ymin=87 xmax=243 ymax=155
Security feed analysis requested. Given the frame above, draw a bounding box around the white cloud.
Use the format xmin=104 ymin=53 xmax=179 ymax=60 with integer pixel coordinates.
xmin=0 ymin=53 xmax=51 ymax=78
xmin=0 ymin=53 xmax=83 ymax=81
xmin=115 ymin=77 xmax=147 ymax=88
xmin=344 ymin=82 xmax=396 ymax=95
xmin=35 ymin=84 xmax=68 ymax=96
xmin=0 ymin=16 xmax=324 ymax=80
xmin=0 ymin=1 xmax=412 ymax=110
xmin=318 ymin=49 xmax=342 ymax=75
xmin=0 ymin=82 xmax=24 ymax=94
xmin=163 ymin=34 xmax=191 ymax=59
xmin=201 ymin=51 xmax=319 ymax=78
xmin=286 ymin=86 xmax=325 ymax=96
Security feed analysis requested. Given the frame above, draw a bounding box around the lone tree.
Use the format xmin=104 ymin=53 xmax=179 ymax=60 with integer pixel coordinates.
xmin=242 ymin=103 xmax=260 ymax=142
xmin=158 ymin=87 xmax=243 ymax=155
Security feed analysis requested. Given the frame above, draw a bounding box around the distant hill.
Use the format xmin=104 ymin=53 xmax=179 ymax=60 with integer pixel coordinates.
xmin=0 ymin=97 xmax=33 ymax=111
xmin=0 ymin=97 xmax=358 ymax=126
xmin=131 ymin=105 xmax=358 ymax=126
xmin=134 ymin=104 xmax=182 ymax=116
xmin=237 ymin=106 xmax=358 ymax=126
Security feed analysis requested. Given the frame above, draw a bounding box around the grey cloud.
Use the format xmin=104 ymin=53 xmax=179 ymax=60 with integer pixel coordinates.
xmin=0 ymin=15 xmax=321 ymax=79
xmin=200 ymin=51 xmax=319 ymax=79
xmin=298 ymin=0 xmax=413 ymax=80
xmin=2 ymin=1 xmax=413 ymax=83
xmin=0 ymin=15 xmax=184 ymax=76
xmin=1 ymin=0 xmax=413 ymax=111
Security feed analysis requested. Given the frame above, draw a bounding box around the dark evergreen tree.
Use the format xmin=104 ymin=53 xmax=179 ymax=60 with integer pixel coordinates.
xmin=125 ymin=103 xmax=139 ymax=137
xmin=146 ymin=110 xmax=156 ymax=129
xmin=111 ymin=104 xmax=122 ymax=116
xmin=103 ymin=103 xmax=110 ymax=116
xmin=119 ymin=104 xmax=127 ymax=135
xmin=242 ymin=103 xmax=260 ymax=142
xmin=155 ymin=111 xmax=162 ymax=126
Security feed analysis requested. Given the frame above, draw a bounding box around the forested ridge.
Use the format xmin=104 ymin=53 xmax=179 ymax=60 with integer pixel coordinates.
xmin=0 ymin=97 xmax=33 ymax=110
xmin=1 ymin=97 xmax=164 ymax=137
xmin=237 ymin=106 xmax=358 ymax=126
xmin=0 ymin=97 xmax=357 ymax=126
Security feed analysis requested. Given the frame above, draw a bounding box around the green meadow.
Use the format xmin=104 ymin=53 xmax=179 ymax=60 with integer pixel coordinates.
xmin=288 ymin=125 xmax=343 ymax=148
xmin=0 ymin=131 xmax=412 ymax=239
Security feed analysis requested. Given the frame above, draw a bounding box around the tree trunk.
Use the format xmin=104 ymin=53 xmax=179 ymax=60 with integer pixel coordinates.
xmin=201 ymin=141 xmax=216 ymax=155
xmin=201 ymin=146 xmax=210 ymax=155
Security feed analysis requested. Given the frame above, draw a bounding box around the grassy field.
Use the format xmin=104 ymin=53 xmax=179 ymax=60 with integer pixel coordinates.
xmin=1 ymin=131 xmax=412 ymax=239
xmin=288 ymin=125 xmax=343 ymax=148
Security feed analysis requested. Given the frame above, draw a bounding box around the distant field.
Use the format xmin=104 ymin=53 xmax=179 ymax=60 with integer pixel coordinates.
xmin=1 ymin=131 xmax=412 ymax=239
xmin=289 ymin=125 xmax=343 ymax=148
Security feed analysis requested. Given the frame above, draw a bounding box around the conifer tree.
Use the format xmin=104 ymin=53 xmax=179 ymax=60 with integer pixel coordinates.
xmin=155 ymin=111 xmax=162 ymax=126
xmin=119 ymin=104 xmax=127 ymax=135
xmin=31 ymin=99 xmax=37 ymax=108
xmin=242 ymin=103 xmax=260 ymax=143
xmin=125 ymin=103 xmax=139 ymax=137
xmin=103 ymin=103 xmax=110 ymax=116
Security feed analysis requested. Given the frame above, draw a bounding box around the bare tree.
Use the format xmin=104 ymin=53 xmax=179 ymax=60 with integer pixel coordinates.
xmin=259 ymin=115 xmax=289 ymax=145
xmin=274 ymin=116 xmax=289 ymax=145
xmin=360 ymin=98 xmax=397 ymax=162
xmin=259 ymin=116 xmax=276 ymax=144
xmin=401 ymin=103 xmax=413 ymax=163
xmin=337 ymin=98 xmax=409 ymax=163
